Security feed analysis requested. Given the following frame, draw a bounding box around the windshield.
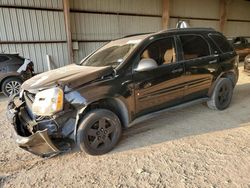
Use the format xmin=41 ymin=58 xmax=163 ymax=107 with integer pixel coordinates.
xmin=81 ymin=34 xmax=149 ymax=68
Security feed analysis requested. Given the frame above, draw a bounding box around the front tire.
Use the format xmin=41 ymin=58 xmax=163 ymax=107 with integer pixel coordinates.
xmin=207 ymin=78 xmax=233 ymax=110
xmin=77 ymin=109 xmax=122 ymax=155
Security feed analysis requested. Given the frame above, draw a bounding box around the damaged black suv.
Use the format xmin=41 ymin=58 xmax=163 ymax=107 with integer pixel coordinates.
xmin=7 ymin=28 xmax=239 ymax=157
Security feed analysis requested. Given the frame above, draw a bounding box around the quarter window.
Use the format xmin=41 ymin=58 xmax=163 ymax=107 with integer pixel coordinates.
xmin=210 ymin=34 xmax=233 ymax=53
xmin=179 ymin=35 xmax=210 ymax=60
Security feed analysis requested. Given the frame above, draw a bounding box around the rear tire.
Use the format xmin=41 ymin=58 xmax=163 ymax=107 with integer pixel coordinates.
xmin=1 ymin=77 xmax=22 ymax=97
xmin=207 ymin=78 xmax=233 ymax=110
xmin=77 ymin=109 xmax=122 ymax=155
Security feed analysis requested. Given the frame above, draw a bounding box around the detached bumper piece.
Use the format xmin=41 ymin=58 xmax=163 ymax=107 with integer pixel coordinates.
xmin=7 ymin=95 xmax=61 ymax=157
xmin=16 ymin=130 xmax=60 ymax=158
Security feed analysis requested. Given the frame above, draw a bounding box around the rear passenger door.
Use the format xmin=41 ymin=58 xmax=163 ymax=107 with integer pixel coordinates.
xmin=177 ymin=34 xmax=219 ymax=101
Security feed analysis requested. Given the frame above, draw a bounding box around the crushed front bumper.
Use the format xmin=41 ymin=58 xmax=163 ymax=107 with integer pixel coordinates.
xmin=6 ymin=95 xmax=61 ymax=157
xmin=15 ymin=129 xmax=60 ymax=157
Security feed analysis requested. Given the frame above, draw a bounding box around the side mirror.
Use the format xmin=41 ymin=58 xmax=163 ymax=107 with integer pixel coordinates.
xmin=135 ymin=58 xmax=158 ymax=72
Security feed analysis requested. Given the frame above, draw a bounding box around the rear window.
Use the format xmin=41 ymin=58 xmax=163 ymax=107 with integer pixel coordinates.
xmin=210 ymin=34 xmax=233 ymax=53
xmin=179 ymin=35 xmax=210 ymax=60
xmin=0 ymin=56 xmax=9 ymax=62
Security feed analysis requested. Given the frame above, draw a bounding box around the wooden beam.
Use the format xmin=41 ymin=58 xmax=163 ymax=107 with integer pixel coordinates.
xmin=71 ymin=9 xmax=161 ymax=18
xmin=219 ymin=0 xmax=231 ymax=33
xmin=0 ymin=40 xmax=67 ymax=44
xmin=0 ymin=5 xmax=63 ymax=11
xmin=162 ymin=0 xmax=170 ymax=29
xmin=63 ymin=0 xmax=73 ymax=64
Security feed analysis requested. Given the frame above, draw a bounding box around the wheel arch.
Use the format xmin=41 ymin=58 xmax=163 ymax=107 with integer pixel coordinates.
xmin=208 ymin=71 xmax=237 ymax=97
xmin=87 ymin=97 xmax=130 ymax=127
xmin=222 ymin=71 xmax=238 ymax=87
xmin=75 ymin=96 xmax=129 ymax=127
xmin=73 ymin=97 xmax=130 ymax=142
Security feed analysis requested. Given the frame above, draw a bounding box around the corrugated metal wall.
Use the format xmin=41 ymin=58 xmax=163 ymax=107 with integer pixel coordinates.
xmin=0 ymin=0 xmax=69 ymax=73
xmin=226 ymin=0 xmax=250 ymax=37
xmin=70 ymin=0 xmax=162 ymax=14
xmin=1 ymin=0 xmax=249 ymax=72
xmin=0 ymin=0 xmax=63 ymax=8
xmin=71 ymin=0 xmax=250 ymax=63
xmin=70 ymin=0 xmax=162 ymax=63
xmin=169 ymin=0 xmax=220 ymax=30
xmin=170 ymin=0 xmax=219 ymax=19
xmin=169 ymin=0 xmax=250 ymax=37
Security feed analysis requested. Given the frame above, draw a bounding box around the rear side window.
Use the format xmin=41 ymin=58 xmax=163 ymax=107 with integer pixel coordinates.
xmin=179 ymin=35 xmax=210 ymax=60
xmin=210 ymin=34 xmax=233 ymax=53
xmin=0 ymin=56 xmax=9 ymax=62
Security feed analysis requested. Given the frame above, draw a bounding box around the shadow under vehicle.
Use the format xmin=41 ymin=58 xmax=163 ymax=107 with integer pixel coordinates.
xmin=7 ymin=28 xmax=239 ymax=157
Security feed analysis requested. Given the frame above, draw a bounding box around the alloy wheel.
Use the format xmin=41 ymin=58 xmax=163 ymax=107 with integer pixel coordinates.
xmin=5 ymin=81 xmax=21 ymax=96
xmin=218 ymin=84 xmax=229 ymax=106
xmin=86 ymin=118 xmax=116 ymax=150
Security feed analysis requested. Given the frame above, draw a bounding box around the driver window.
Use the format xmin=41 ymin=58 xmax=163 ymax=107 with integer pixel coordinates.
xmin=140 ymin=37 xmax=176 ymax=66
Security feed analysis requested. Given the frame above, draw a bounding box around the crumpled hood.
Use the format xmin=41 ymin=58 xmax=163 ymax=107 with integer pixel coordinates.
xmin=21 ymin=64 xmax=114 ymax=91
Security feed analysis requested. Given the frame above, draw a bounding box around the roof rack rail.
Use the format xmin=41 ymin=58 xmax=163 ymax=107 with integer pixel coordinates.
xmin=123 ymin=32 xmax=153 ymax=38
xmin=159 ymin=27 xmax=216 ymax=34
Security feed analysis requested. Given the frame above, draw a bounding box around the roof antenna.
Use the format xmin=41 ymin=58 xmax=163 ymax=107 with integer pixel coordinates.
xmin=176 ymin=20 xmax=190 ymax=29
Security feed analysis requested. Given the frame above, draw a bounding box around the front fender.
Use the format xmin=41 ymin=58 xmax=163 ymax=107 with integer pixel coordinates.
xmin=64 ymin=76 xmax=133 ymax=142
xmin=68 ymin=96 xmax=130 ymax=143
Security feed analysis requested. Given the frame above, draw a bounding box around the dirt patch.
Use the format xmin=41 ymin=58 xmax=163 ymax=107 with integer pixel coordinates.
xmin=0 ymin=66 xmax=250 ymax=187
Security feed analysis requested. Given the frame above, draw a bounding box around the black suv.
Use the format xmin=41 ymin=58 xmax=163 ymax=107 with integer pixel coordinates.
xmin=7 ymin=28 xmax=239 ymax=157
xmin=0 ymin=54 xmax=34 ymax=96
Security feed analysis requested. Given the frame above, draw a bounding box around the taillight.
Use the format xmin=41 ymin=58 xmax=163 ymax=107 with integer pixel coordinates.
xmin=27 ymin=62 xmax=34 ymax=72
xmin=236 ymin=55 xmax=239 ymax=67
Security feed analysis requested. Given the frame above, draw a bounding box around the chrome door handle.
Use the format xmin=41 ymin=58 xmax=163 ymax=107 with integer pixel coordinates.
xmin=209 ymin=60 xmax=217 ymax=64
xmin=171 ymin=68 xmax=183 ymax=73
xmin=137 ymin=82 xmax=152 ymax=89
xmin=143 ymin=82 xmax=152 ymax=89
xmin=122 ymin=80 xmax=133 ymax=86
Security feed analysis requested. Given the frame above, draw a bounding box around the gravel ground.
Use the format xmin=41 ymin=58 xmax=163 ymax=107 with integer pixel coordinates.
xmin=0 ymin=66 xmax=250 ymax=188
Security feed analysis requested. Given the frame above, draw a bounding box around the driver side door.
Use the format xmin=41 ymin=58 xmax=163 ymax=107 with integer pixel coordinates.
xmin=133 ymin=37 xmax=185 ymax=117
